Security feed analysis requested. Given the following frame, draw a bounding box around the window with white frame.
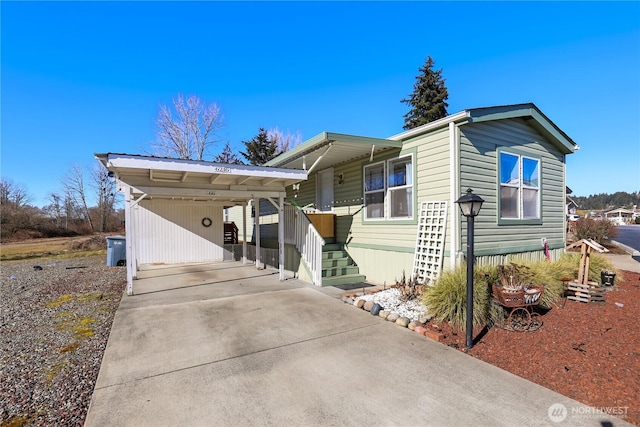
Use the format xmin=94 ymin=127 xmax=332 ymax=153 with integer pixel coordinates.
xmin=364 ymin=155 xmax=414 ymax=220
xmin=499 ymin=151 xmax=540 ymax=220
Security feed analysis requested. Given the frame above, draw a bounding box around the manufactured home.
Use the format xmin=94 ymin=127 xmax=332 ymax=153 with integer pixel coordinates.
xmin=99 ymin=103 xmax=577 ymax=292
xmin=252 ymin=103 xmax=577 ymax=286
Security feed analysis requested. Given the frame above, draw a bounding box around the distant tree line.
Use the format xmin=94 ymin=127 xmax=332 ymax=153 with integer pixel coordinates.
xmin=0 ymin=166 xmax=123 ymax=242
xmin=572 ymin=191 xmax=640 ymax=211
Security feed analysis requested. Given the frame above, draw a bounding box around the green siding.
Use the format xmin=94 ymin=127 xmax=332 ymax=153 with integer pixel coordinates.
xmin=458 ymin=118 xmax=567 ymax=257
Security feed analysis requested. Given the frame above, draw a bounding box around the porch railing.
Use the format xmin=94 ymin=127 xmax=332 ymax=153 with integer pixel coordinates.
xmin=284 ymin=204 xmax=325 ymax=286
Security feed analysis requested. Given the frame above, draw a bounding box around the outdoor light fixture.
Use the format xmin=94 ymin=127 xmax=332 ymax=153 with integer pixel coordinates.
xmin=455 ymin=188 xmax=484 ymax=349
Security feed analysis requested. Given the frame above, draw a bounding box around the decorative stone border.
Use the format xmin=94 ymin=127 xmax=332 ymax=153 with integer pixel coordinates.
xmin=340 ymin=291 xmax=444 ymax=342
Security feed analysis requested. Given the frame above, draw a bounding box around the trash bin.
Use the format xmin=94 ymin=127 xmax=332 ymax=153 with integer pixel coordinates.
xmin=106 ymin=236 xmax=126 ymax=267
xmin=600 ymin=270 xmax=616 ymax=286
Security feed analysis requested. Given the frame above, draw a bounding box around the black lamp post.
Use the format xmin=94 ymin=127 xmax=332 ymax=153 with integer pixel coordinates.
xmin=455 ymin=188 xmax=484 ymax=349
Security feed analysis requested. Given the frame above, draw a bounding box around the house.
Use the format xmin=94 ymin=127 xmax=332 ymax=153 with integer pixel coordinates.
xmin=250 ymin=103 xmax=577 ymax=286
xmin=99 ymin=103 xmax=578 ymax=293
xmin=565 ymin=186 xmax=579 ymax=216
xmin=604 ymin=208 xmax=634 ymax=225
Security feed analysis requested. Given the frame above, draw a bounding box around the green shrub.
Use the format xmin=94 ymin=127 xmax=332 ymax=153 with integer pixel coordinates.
xmin=635 ymin=216 xmax=640 ymax=225
xmin=554 ymin=252 xmax=620 ymax=285
xmin=574 ymin=218 xmax=619 ymax=243
xmin=423 ymin=264 xmax=494 ymax=329
xmin=423 ymin=253 xmax=621 ymax=330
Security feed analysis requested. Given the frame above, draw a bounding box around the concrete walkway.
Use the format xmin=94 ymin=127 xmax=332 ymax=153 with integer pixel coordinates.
xmin=85 ymin=261 xmax=630 ymax=427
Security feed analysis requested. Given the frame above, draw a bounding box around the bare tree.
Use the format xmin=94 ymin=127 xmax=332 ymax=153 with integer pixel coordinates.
xmin=267 ymin=127 xmax=302 ymax=154
xmin=0 ymin=179 xmax=32 ymax=207
xmin=152 ymin=94 xmax=224 ymax=160
xmin=64 ymin=164 xmax=94 ymax=231
xmin=90 ymin=164 xmax=117 ymax=232
xmin=45 ymin=192 xmax=64 ymax=229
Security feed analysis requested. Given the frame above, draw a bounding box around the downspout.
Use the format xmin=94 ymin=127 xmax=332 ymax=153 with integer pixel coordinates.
xmin=449 ymin=122 xmax=459 ymax=270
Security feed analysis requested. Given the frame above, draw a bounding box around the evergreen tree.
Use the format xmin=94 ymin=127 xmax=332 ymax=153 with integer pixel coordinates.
xmin=240 ymin=127 xmax=279 ymax=165
xmin=401 ymin=56 xmax=449 ymax=130
xmin=213 ymin=141 xmax=244 ymax=164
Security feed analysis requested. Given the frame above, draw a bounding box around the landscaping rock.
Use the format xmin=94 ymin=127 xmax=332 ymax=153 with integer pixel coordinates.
xmin=408 ymin=321 xmax=422 ymax=331
xmin=355 ymin=299 xmax=366 ymax=309
xmin=344 ymin=297 xmax=354 ymax=305
xmin=396 ymin=317 xmax=410 ymax=327
xmin=370 ymin=303 xmax=383 ymax=316
xmin=363 ymin=301 xmax=375 ymax=312
xmin=386 ymin=312 xmax=400 ymax=322
xmin=419 ymin=315 xmax=432 ymax=324
xmin=379 ymin=310 xmax=390 ymax=319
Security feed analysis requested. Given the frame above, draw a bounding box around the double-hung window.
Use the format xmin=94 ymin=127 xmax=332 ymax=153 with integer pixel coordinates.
xmin=499 ymin=151 xmax=540 ymax=220
xmin=364 ymin=155 xmax=413 ymax=220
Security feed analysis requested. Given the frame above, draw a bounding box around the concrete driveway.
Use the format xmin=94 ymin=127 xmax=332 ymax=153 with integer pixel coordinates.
xmin=85 ymin=261 xmax=628 ymax=426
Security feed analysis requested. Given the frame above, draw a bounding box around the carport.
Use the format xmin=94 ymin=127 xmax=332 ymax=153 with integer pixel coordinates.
xmin=96 ymin=153 xmax=307 ymax=295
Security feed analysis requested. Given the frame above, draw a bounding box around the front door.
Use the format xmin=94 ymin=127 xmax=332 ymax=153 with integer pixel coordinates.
xmin=316 ymin=168 xmax=334 ymax=212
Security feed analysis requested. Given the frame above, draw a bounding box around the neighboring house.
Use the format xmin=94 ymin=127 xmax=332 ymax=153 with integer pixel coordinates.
xmin=566 ymin=187 xmax=579 ymax=216
xmin=604 ymin=208 xmax=635 ymax=225
xmin=250 ymin=103 xmax=577 ymax=287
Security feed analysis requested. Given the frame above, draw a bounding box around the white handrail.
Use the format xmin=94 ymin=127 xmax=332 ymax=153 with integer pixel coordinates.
xmin=285 ymin=205 xmax=325 ymax=286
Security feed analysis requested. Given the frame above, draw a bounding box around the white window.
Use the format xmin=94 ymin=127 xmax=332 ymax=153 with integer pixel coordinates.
xmin=364 ymin=155 xmax=414 ymax=220
xmin=500 ymin=152 xmax=540 ymax=220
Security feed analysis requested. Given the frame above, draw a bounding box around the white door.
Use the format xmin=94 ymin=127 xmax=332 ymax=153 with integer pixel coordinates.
xmin=316 ymin=168 xmax=334 ymax=212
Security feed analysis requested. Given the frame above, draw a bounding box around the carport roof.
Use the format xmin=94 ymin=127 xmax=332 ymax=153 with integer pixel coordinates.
xmin=264 ymin=132 xmax=402 ymax=171
xmin=95 ymin=153 xmax=307 ymax=203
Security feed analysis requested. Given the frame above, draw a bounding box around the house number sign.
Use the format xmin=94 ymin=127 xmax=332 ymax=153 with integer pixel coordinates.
xmin=214 ymin=167 xmax=231 ymax=173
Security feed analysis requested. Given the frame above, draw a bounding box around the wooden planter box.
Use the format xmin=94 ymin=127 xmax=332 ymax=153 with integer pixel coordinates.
xmin=306 ymin=214 xmax=336 ymax=239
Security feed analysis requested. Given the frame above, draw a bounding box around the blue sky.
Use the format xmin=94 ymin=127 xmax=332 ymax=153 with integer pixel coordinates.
xmin=2 ymin=1 xmax=639 ymax=207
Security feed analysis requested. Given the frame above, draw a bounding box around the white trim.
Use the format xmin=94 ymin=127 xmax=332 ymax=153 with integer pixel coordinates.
xmin=101 ymin=153 xmax=307 ymax=181
xmin=388 ymin=111 xmax=469 ymax=141
xmin=363 ymin=154 xmax=415 ymax=221
xmin=130 ymin=186 xmax=285 ymax=201
xmin=449 ymin=122 xmax=458 ymax=270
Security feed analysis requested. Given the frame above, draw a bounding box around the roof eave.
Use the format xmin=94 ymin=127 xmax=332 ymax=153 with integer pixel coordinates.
xmin=265 ymin=132 xmax=402 ymax=168
xmin=388 ymin=111 xmax=470 ymax=141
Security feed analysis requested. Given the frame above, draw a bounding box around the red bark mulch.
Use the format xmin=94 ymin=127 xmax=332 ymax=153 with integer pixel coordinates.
xmin=426 ymin=270 xmax=640 ymax=426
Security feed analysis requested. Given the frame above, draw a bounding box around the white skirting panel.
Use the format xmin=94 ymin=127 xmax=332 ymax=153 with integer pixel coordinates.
xmin=134 ymin=200 xmax=224 ymax=264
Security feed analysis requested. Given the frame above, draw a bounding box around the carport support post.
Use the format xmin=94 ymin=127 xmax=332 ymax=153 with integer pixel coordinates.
xmin=242 ymin=203 xmax=247 ymax=264
xmin=124 ymin=187 xmax=134 ymax=295
xmin=278 ymin=194 xmax=285 ymax=280
xmin=255 ymin=197 xmax=262 ymax=269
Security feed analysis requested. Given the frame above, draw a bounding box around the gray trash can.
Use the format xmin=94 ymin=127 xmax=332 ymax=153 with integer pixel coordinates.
xmin=106 ymin=236 xmax=127 ymax=267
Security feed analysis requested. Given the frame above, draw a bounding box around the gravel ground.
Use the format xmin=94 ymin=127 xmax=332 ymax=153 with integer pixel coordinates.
xmin=355 ymin=288 xmax=428 ymax=321
xmin=1 ymin=256 xmax=126 ymax=426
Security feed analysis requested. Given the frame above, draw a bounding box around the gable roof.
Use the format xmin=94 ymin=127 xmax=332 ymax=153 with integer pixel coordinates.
xmin=389 ymin=103 xmax=577 ymax=155
xmin=266 ymin=103 xmax=577 ymax=172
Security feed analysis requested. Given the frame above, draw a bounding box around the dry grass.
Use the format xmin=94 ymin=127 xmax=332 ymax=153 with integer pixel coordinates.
xmin=0 ymin=236 xmax=108 ymax=261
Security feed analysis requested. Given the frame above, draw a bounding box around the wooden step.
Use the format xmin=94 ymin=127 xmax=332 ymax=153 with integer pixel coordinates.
xmin=323 ymin=250 xmax=348 ymax=260
xmin=321 ymin=274 xmax=367 ymax=287
xmin=322 ymin=257 xmax=351 ymax=268
xmin=322 ymin=266 xmax=360 ymax=278
xmin=322 ymin=243 xmax=343 ymax=252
